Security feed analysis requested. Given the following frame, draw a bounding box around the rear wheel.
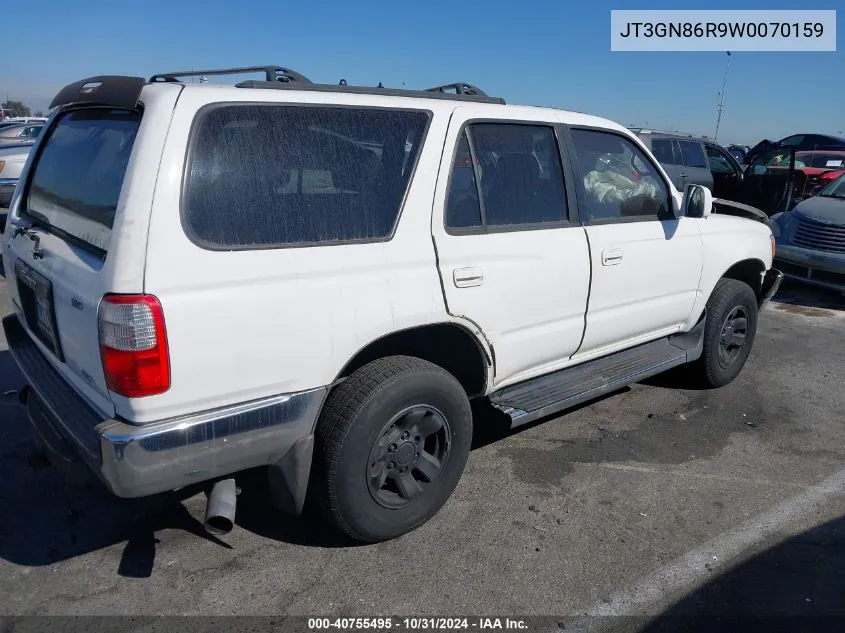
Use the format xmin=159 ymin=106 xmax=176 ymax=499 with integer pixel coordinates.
xmin=693 ymin=278 xmax=759 ymax=388
xmin=312 ymin=356 xmax=472 ymax=542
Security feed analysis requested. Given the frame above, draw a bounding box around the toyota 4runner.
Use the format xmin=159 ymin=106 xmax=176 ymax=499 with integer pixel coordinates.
xmin=2 ymin=66 xmax=783 ymax=543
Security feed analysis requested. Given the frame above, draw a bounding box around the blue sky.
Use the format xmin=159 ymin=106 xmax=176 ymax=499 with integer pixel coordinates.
xmin=3 ymin=0 xmax=842 ymax=145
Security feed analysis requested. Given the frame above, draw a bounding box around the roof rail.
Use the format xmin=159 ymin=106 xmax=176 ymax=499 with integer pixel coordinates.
xmin=425 ymin=82 xmax=489 ymax=97
xmin=233 ymin=80 xmax=505 ymax=104
xmin=149 ymin=65 xmax=312 ymax=84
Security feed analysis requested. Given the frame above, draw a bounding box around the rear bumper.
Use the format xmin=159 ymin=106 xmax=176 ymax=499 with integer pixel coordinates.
xmin=3 ymin=314 xmax=326 ymax=512
xmin=758 ymin=268 xmax=784 ymax=309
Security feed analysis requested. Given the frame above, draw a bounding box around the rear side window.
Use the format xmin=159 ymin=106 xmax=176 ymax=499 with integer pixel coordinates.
xmin=445 ymin=123 xmax=568 ymax=230
xmin=650 ymin=138 xmax=677 ymax=165
xmin=184 ymin=105 xmax=430 ymax=248
xmin=25 ymin=109 xmax=140 ymax=253
xmin=677 ymin=141 xmax=708 ymax=168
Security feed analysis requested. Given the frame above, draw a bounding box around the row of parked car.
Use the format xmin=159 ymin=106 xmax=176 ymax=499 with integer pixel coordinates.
xmin=622 ymin=128 xmax=845 ymax=293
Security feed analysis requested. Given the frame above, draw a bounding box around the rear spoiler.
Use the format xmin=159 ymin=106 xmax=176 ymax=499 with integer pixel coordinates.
xmin=712 ymin=198 xmax=770 ymax=223
xmin=50 ymin=76 xmax=146 ymax=110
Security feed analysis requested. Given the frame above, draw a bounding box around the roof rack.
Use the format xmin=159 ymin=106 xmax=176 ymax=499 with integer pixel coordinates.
xmin=146 ymin=65 xmax=504 ymax=104
xmin=235 ymin=79 xmax=505 ymax=104
xmin=425 ymin=82 xmax=489 ymax=97
xmin=149 ymin=65 xmax=312 ymax=84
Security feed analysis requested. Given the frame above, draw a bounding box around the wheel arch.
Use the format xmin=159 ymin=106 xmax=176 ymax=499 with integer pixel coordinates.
xmin=720 ymin=258 xmax=767 ymax=296
xmin=334 ymin=322 xmax=493 ymax=398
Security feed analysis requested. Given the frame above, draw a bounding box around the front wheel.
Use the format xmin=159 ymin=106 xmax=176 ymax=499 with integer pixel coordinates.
xmin=693 ymin=278 xmax=759 ymax=388
xmin=312 ymin=356 xmax=473 ymax=543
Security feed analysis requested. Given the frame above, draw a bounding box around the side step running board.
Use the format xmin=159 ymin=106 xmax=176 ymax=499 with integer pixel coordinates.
xmin=489 ymin=319 xmax=705 ymax=429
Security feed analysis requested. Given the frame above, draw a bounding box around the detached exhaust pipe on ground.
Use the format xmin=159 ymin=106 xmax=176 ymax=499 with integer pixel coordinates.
xmin=203 ymin=478 xmax=238 ymax=535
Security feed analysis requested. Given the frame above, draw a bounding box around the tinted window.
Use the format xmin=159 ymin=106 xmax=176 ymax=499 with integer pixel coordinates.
xmin=570 ymin=129 xmax=671 ymax=222
xmin=677 ymin=141 xmax=707 ymax=168
xmin=445 ymin=133 xmax=482 ymax=228
xmin=779 ymin=135 xmax=805 ymax=147
xmin=184 ymin=105 xmax=429 ymax=248
xmin=25 ymin=109 xmax=140 ymax=253
xmin=469 ymin=123 xmax=567 ymax=226
xmin=705 ymin=146 xmax=735 ymax=173
xmin=650 ymin=138 xmax=677 ymax=164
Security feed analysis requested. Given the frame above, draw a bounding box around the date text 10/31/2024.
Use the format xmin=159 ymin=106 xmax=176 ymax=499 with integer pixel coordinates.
xmin=308 ymin=618 xmax=529 ymax=630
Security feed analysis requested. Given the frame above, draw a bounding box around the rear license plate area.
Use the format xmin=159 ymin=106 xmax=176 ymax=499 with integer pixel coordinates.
xmin=15 ymin=259 xmax=64 ymax=361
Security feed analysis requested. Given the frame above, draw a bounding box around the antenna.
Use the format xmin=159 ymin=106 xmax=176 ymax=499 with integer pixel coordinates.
xmin=714 ymin=51 xmax=731 ymax=142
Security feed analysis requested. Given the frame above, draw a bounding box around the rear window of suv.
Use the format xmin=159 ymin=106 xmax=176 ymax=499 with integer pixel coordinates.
xmin=183 ymin=104 xmax=430 ymax=248
xmin=25 ymin=109 xmax=140 ymax=254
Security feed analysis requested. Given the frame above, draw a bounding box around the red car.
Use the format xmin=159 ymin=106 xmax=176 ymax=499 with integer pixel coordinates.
xmin=794 ymin=151 xmax=845 ymax=196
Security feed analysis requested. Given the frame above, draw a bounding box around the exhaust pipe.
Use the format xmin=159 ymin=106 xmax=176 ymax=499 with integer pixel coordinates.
xmin=203 ymin=478 xmax=237 ymax=536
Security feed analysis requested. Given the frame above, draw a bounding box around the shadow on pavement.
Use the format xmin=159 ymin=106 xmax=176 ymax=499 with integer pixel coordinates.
xmin=636 ymin=514 xmax=845 ymax=632
xmin=771 ymin=279 xmax=845 ymax=312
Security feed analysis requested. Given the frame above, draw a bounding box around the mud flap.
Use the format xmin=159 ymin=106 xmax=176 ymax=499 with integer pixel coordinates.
xmin=266 ymin=433 xmax=314 ymax=515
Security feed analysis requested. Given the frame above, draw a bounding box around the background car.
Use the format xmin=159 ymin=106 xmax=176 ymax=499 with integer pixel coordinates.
xmin=727 ymin=144 xmax=751 ymax=166
xmin=745 ymin=133 xmax=845 ymax=166
xmin=632 ymin=128 xmax=792 ymax=215
xmin=769 ymin=172 xmax=845 ymax=293
xmin=0 ymin=141 xmax=34 ymax=230
xmin=791 ymin=151 xmax=845 ymax=198
xmin=0 ymin=123 xmax=43 ymax=146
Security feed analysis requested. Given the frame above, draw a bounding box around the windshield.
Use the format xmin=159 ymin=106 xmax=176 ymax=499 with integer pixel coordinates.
xmin=24 ymin=109 xmax=140 ymax=253
xmin=819 ymin=174 xmax=845 ymax=199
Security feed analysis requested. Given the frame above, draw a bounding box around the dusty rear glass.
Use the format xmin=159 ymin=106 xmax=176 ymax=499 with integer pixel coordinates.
xmin=24 ymin=109 xmax=141 ymax=253
xmin=183 ymin=104 xmax=430 ymax=248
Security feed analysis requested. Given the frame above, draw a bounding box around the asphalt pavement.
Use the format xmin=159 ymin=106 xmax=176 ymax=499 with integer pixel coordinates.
xmin=0 ymin=269 xmax=844 ymax=626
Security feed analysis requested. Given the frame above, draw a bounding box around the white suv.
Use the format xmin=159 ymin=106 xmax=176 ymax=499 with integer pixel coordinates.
xmin=2 ymin=67 xmax=782 ymax=543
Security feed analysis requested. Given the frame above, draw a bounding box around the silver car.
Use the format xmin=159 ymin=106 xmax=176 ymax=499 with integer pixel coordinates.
xmin=0 ymin=141 xmax=34 ymax=207
xmin=0 ymin=123 xmax=43 ymax=147
xmin=770 ymin=173 xmax=845 ymax=293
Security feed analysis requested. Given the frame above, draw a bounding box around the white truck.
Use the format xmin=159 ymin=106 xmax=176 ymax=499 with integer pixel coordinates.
xmin=2 ymin=67 xmax=782 ymax=543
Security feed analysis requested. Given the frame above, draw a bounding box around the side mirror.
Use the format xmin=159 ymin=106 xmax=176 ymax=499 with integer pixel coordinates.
xmin=682 ymin=184 xmax=713 ymax=218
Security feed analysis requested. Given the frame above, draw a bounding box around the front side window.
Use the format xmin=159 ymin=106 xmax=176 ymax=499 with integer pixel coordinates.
xmin=570 ymin=129 xmax=671 ymax=222
xmin=184 ymin=105 xmax=429 ymax=248
xmin=445 ymin=123 xmax=568 ymax=230
xmin=677 ymin=141 xmax=708 ymax=168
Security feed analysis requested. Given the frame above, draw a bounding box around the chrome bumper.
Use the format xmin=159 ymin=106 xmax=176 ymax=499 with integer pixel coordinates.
xmin=3 ymin=314 xmax=326 ymax=512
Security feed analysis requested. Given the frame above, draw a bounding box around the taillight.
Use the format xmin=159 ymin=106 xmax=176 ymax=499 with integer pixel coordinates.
xmin=0 ymin=161 xmax=5 ymax=173
xmin=98 ymin=294 xmax=170 ymax=398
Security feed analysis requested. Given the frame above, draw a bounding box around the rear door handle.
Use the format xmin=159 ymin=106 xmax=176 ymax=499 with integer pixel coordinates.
xmin=453 ymin=267 xmax=484 ymax=287
xmin=601 ymin=248 xmax=623 ymax=266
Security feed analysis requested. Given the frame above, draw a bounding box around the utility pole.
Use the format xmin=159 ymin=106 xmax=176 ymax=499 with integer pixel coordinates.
xmin=714 ymin=51 xmax=731 ymax=143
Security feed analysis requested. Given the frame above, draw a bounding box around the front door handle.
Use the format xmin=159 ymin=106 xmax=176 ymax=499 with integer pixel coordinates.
xmin=453 ymin=267 xmax=484 ymax=288
xmin=601 ymin=248 xmax=623 ymax=266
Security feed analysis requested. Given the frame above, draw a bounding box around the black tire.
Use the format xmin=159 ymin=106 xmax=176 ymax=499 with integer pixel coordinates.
xmin=312 ymin=356 xmax=472 ymax=543
xmin=694 ymin=278 xmax=759 ymax=388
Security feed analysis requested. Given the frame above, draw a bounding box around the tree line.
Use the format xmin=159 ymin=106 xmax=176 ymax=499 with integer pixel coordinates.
xmin=1 ymin=100 xmax=45 ymax=118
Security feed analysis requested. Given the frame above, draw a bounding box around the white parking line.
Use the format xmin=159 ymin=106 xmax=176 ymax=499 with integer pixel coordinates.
xmin=568 ymin=465 xmax=845 ymax=625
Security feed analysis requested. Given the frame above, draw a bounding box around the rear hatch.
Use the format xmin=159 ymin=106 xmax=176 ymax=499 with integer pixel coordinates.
xmin=3 ymin=108 xmax=143 ymax=418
